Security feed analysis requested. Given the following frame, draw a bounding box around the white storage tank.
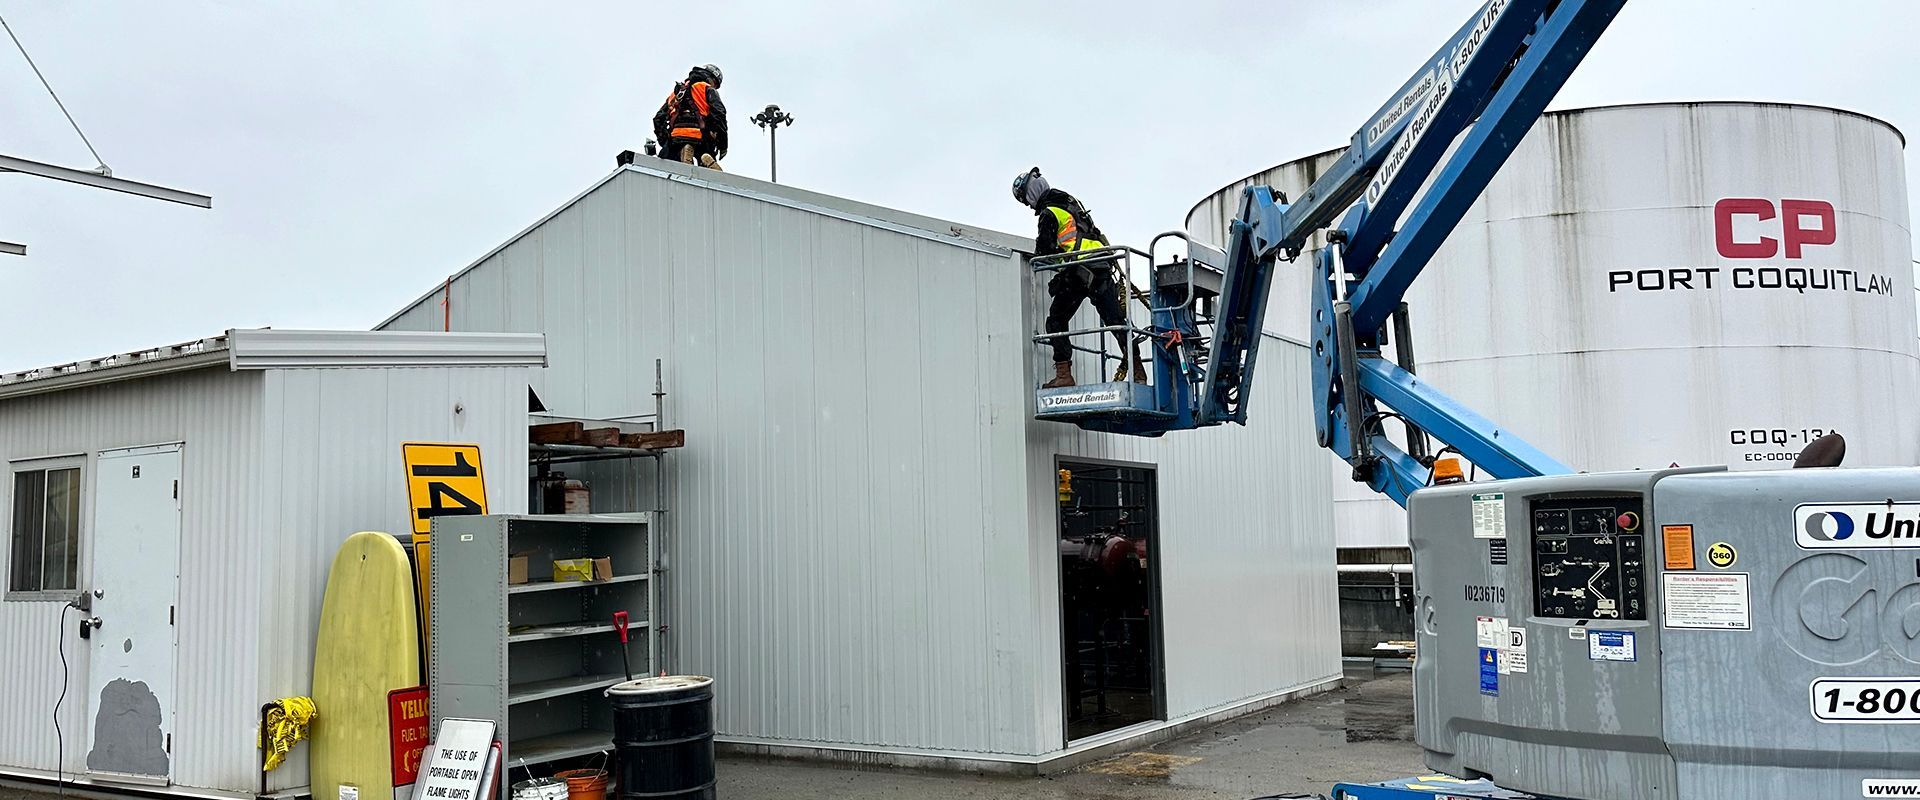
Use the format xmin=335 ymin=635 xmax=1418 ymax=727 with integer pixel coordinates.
xmin=1186 ymin=102 xmax=1918 ymax=549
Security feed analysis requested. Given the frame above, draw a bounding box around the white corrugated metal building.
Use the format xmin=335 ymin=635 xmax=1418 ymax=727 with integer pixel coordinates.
xmin=379 ymin=160 xmax=1339 ymax=768
xmin=0 ymin=329 xmax=542 ymax=797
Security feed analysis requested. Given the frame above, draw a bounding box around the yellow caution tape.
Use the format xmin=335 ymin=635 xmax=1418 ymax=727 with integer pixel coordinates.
xmin=259 ymin=696 xmax=317 ymax=772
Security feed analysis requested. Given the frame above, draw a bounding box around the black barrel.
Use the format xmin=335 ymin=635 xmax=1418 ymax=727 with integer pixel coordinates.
xmin=607 ymin=675 xmax=715 ymax=800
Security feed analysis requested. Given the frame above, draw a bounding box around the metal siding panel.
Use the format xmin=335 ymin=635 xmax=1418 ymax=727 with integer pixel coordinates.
xmin=859 ymin=227 xmax=915 ymax=747
xmin=544 ymin=214 xmax=592 ymax=416
xmin=580 ymin=179 xmax=633 ymax=419
xmin=915 ymin=240 xmax=994 ymax=750
xmin=255 ymin=368 xmax=323 ymax=792
xmin=984 ymin=251 xmax=1046 ymax=756
xmin=0 ymin=368 xmax=264 ymax=792
xmin=383 ymin=302 xmax=433 ymax=333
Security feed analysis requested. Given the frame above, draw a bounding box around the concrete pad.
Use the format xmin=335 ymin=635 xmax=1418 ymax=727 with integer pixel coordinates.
xmin=0 ymin=674 xmax=1424 ymax=800
xmin=719 ymin=675 xmax=1423 ymax=799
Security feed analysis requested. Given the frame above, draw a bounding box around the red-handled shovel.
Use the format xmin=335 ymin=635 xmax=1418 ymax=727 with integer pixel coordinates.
xmin=612 ymin=611 xmax=633 ymax=681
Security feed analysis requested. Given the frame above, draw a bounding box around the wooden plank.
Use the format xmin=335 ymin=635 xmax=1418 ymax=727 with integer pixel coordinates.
xmin=619 ymin=430 xmax=685 ymax=450
xmin=580 ymin=427 xmax=623 ymax=446
xmin=529 ymin=422 xmax=584 ymax=444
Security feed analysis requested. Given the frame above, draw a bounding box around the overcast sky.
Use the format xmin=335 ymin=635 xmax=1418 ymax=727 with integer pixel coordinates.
xmin=1 ymin=1 xmax=1915 ymax=370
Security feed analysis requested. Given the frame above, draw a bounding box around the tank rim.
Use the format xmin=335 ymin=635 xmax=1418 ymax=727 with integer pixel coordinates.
xmin=1184 ymin=101 xmax=1907 ymax=227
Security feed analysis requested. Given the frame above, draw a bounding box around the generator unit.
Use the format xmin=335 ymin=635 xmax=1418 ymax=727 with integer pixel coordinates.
xmin=1410 ymin=466 xmax=1920 ymax=798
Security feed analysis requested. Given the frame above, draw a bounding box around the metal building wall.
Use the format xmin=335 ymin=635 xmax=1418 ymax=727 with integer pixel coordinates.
xmin=379 ymin=162 xmax=1340 ymax=759
xmin=380 ymin=163 xmax=1058 ymax=757
xmin=253 ymin=364 xmax=531 ymax=791
xmin=0 ymin=361 xmax=531 ymax=795
xmin=0 ymin=368 xmax=265 ymax=791
xmin=1022 ymin=298 xmax=1342 ymax=738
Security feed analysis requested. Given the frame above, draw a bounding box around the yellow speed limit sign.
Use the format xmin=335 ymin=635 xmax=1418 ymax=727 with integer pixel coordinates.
xmin=402 ymin=442 xmax=488 ymax=536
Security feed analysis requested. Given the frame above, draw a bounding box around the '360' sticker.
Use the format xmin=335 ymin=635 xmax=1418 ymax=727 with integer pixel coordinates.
xmin=1706 ymin=542 xmax=1737 ymax=568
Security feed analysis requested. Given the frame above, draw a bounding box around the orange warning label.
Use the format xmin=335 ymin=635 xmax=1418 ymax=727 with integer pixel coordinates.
xmin=1663 ymin=525 xmax=1696 ymax=570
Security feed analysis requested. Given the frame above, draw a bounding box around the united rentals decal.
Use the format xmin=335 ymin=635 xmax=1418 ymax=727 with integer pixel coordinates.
xmin=1795 ymin=502 xmax=1920 ymax=550
xmin=1039 ymin=387 xmax=1123 ymax=411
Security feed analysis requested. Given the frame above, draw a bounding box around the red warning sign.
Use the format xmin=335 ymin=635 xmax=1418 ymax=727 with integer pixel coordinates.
xmin=389 ymin=686 xmax=430 ymax=787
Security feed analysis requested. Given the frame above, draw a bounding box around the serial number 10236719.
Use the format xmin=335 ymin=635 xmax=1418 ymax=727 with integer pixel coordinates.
xmin=1813 ymin=678 xmax=1920 ymax=724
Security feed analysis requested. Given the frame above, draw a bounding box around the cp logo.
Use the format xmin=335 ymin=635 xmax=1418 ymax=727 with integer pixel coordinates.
xmin=1714 ymin=198 xmax=1836 ymax=259
xmin=1803 ymin=510 xmax=1856 ymax=542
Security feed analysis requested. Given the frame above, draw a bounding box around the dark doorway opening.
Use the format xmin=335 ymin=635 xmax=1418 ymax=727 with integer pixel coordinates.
xmin=1056 ymin=459 xmax=1163 ymax=742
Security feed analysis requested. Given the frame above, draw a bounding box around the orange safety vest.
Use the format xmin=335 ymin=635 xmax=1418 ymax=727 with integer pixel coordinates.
xmin=666 ymin=82 xmax=714 ymax=140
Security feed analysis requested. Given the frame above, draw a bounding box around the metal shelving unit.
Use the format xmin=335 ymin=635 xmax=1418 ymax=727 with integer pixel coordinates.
xmin=430 ymin=513 xmax=656 ymax=769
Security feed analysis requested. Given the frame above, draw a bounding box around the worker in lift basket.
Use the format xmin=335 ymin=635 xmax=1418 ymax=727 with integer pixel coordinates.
xmin=652 ymin=64 xmax=728 ymax=171
xmin=1013 ymin=167 xmax=1146 ymax=388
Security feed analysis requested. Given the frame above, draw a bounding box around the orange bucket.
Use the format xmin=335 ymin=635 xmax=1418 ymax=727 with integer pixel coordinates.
xmin=553 ymin=769 xmax=608 ymax=800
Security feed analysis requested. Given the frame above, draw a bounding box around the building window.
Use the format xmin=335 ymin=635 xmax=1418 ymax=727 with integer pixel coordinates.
xmin=9 ymin=461 xmax=82 ymax=595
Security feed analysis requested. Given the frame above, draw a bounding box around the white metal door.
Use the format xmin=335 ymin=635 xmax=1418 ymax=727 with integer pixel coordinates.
xmin=84 ymin=444 xmax=181 ymax=784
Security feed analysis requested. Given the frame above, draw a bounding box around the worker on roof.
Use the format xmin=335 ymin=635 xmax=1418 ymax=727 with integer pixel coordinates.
xmin=653 ymin=64 xmax=728 ymax=171
xmin=1014 ymin=167 xmax=1146 ymax=388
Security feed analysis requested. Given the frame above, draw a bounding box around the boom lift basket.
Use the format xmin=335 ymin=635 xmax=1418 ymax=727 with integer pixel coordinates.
xmin=1030 ymin=236 xmax=1228 ymax=436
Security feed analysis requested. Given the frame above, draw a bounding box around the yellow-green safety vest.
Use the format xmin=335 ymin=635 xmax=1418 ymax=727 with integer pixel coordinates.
xmin=1047 ymin=206 xmax=1105 ymax=255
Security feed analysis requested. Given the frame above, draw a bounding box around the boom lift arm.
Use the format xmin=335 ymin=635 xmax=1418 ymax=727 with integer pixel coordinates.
xmin=1196 ymin=0 xmax=1625 ymax=505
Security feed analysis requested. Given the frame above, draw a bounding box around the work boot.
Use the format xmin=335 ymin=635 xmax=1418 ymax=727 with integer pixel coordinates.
xmin=1115 ymin=353 xmax=1149 ymax=384
xmin=1043 ymin=360 xmax=1075 ymax=389
xmin=677 ymin=145 xmax=698 ymax=166
xmin=698 ymin=153 xmax=723 ymax=172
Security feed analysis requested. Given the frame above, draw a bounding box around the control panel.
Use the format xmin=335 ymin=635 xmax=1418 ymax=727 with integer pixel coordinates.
xmin=1530 ymin=495 xmax=1647 ymax=621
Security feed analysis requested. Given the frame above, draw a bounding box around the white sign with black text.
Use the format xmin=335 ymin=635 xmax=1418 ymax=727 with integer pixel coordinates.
xmin=418 ymin=719 xmax=496 ymax=800
xmin=1662 ymin=572 xmax=1751 ymax=630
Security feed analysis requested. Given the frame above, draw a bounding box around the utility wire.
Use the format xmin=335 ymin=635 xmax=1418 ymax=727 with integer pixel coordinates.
xmin=55 ymin=604 xmax=72 ymax=800
xmin=0 ymin=14 xmax=109 ymax=174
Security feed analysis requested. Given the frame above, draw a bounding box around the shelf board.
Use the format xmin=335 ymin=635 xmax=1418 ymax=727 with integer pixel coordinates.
xmin=508 ymin=574 xmax=648 ymax=595
xmin=506 ymin=619 xmax=648 ymax=644
xmin=508 ymin=673 xmax=627 ymax=705
xmin=508 ymin=729 xmax=612 ymax=767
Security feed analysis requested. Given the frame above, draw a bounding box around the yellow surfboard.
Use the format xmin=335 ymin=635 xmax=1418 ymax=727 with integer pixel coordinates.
xmin=312 ymin=532 xmax=420 ymax=800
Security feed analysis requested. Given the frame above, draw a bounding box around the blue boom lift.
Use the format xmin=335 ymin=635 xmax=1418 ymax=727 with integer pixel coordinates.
xmin=1033 ymin=0 xmax=1620 ymax=507
xmin=1034 ymin=4 xmax=1628 ymax=795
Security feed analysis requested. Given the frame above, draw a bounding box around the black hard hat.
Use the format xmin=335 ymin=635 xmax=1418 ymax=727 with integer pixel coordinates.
xmin=1012 ymin=167 xmax=1041 ymax=205
xmin=692 ymin=63 xmax=723 ymax=88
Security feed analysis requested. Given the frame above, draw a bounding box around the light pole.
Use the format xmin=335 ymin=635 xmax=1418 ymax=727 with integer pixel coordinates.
xmin=750 ymin=104 xmax=795 ymax=183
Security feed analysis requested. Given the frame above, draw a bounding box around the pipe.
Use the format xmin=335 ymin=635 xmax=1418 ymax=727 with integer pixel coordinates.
xmin=651 ymin=358 xmax=669 ymax=674
xmin=1337 ymin=563 xmax=1412 ymax=606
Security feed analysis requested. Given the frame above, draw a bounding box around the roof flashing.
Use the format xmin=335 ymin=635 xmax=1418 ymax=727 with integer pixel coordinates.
xmin=0 ymin=329 xmax=546 ymax=402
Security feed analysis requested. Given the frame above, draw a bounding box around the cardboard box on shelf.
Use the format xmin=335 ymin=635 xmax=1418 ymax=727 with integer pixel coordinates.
xmin=507 ymin=552 xmax=534 ymax=585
